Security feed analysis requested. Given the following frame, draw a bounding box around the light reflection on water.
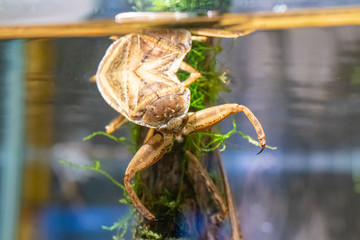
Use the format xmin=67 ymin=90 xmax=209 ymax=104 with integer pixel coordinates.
xmin=0 ymin=25 xmax=360 ymax=240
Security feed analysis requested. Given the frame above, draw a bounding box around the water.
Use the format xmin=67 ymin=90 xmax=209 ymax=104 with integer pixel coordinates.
xmin=1 ymin=9 xmax=360 ymax=240
xmin=218 ymin=26 xmax=360 ymax=240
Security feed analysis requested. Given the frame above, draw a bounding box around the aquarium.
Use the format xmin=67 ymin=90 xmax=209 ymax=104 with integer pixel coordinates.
xmin=1 ymin=1 xmax=360 ymax=240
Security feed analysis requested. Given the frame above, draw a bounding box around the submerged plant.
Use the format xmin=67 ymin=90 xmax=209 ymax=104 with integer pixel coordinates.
xmin=129 ymin=0 xmax=232 ymax=14
xmin=102 ymin=215 xmax=132 ymax=240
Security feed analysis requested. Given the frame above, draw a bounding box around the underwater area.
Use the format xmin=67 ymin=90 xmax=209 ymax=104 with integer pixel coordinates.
xmin=1 ymin=1 xmax=360 ymax=240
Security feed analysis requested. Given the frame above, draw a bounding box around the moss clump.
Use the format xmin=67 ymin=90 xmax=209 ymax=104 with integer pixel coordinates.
xmin=129 ymin=0 xmax=231 ymax=14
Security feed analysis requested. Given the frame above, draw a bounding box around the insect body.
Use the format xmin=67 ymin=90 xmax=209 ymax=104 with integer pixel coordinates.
xmin=97 ymin=30 xmax=193 ymax=133
xmin=94 ymin=29 xmax=266 ymax=221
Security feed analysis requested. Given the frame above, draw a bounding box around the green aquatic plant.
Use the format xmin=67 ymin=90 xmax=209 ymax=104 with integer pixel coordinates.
xmin=138 ymin=226 xmax=162 ymax=239
xmin=129 ymin=0 xmax=231 ymax=13
xmin=58 ymin=160 xmax=124 ymax=189
xmin=59 ymin=150 xmax=133 ymax=240
xmin=102 ymin=215 xmax=132 ymax=240
xmin=183 ymin=40 xmax=230 ymax=110
xmin=58 ymin=159 xmax=130 ymax=204
xmin=83 ymin=131 xmax=128 ymax=144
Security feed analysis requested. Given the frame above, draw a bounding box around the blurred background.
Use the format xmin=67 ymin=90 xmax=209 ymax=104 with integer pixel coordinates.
xmin=1 ymin=1 xmax=360 ymax=240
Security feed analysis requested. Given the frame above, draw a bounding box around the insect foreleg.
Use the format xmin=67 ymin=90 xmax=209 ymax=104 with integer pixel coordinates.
xmin=124 ymin=133 xmax=173 ymax=221
xmin=182 ymin=104 xmax=266 ymax=153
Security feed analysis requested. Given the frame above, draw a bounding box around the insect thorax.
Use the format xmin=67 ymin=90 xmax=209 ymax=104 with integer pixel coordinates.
xmin=136 ymin=87 xmax=190 ymax=131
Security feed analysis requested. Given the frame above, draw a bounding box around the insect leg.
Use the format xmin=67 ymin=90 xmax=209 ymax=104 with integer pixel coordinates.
xmin=213 ymin=149 xmax=244 ymax=240
xmin=191 ymin=35 xmax=208 ymax=42
xmin=89 ymin=75 xmax=96 ymax=82
xmin=105 ymin=114 xmax=128 ymax=133
xmin=190 ymin=28 xmax=255 ymax=38
xmin=143 ymin=128 xmax=155 ymax=144
xmin=109 ymin=35 xmax=121 ymax=41
xmin=124 ymin=133 xmax=173 ymax=221
xmin=180 ymin=61 xmax=202 ymax=87
xmin=185 ymin=151 xmax=227 ymax=223
xmin=182 ymin=104 xmax=266 ymax=153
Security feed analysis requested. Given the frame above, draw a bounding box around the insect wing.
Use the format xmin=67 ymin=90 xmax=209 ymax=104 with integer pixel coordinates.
xmin=96 ymin=34 xmax=142 ymax=118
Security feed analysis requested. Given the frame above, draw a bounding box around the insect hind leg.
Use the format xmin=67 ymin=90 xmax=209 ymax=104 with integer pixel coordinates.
xmin=190 ymin=28 xmax=255 ymax=38
xmin=191 ymin=35 xmax=208 ymax=42
xmin=180 ymin=61 xmax=201 ymax=87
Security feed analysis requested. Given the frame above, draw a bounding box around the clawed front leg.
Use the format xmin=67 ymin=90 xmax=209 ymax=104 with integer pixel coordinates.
xmin=124 ymin=133 xmax=173 ymax=221
xmin=182 ymin=104 xmax=266 ymax=153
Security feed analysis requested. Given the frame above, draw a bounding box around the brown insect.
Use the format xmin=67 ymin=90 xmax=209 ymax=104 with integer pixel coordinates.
xmin=93 ymin=29 xmax=266 ymax=221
